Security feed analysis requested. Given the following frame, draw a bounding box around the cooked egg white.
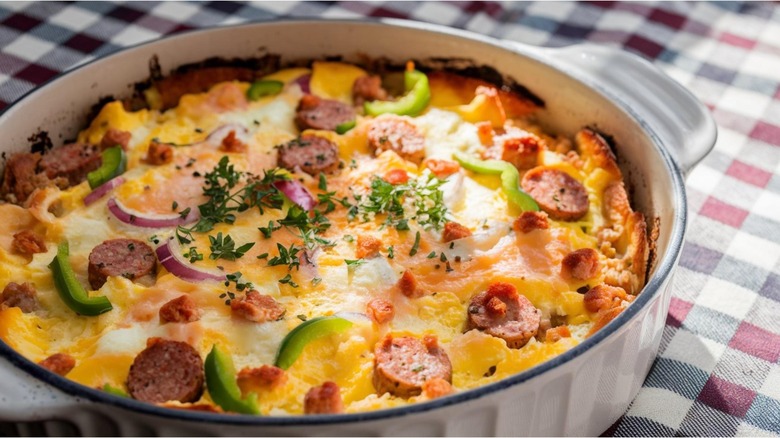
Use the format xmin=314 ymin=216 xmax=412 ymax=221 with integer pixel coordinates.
xmin=0 ymin=62 xmax=624 ymax=414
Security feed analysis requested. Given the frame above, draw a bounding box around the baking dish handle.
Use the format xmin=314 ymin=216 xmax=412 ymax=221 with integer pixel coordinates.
xmin=0 ymin=354 xmax=88 ymax=420
xmin=508 ymin=42 xmax=717 ymax=175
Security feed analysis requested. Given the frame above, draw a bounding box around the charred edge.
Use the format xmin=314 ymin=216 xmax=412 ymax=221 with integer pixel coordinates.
xmin=585 ymin=125 xmax=619 ymax=160
xmin=27 ymin=131 xmax=53 ymax=154
xmin=169 ymin=54 xmax=281 ymax=76
xmin=647 ymin=216 xmax=660 ymax=286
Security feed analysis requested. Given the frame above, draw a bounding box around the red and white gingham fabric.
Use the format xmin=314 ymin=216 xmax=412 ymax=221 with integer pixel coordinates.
xmin=1 ymin=2 xmax=778 ymax=436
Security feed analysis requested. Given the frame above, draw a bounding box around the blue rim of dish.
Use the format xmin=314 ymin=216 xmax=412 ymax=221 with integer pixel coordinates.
xmin=0 ymin=18 xmax=690 ymax=426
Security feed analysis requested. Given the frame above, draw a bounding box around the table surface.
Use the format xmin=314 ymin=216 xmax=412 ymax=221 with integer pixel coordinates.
xmin=0 ymin=1 xmax=778 ymax=436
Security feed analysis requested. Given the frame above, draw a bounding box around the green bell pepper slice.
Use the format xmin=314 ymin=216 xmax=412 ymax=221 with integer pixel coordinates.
xmin=102 ymin=383 xmax=128 ymax=397
xmin=87 ymin=146 xmax=126 ymax=189
xmin=274 ymin=316 xmax=353 ymax=370
xmin=335 ymin=119 xmax=356 ymax=135
xmin=247 ymin=80 xmax=284 ymax=101
xmin=205 ymin=345 xmax=261 ymax=415
xmin=364 ymin=69 xmax=430 ymax=117
xmin=453 ymin=152 xmax=540 ymax=212
xmin=48 ymin=241 xmax=113 ymax=316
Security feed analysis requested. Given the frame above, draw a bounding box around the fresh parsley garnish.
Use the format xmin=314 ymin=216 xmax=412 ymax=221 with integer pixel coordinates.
xmin=409 ymin=231 xmax=421 ymax=256
xmin=347 ymin=173 xmax=448 ymax=231
xmin=184 ymin=246 xmax=203 ymax=263
xmin=208 ymin=232 xmax=255 ymax=261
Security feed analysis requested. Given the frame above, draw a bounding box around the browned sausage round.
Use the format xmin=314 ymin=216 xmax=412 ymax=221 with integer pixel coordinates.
xmin=367 ymin=117 xmax=426 ymax=164
xmin=277 ymin=135 xmax=340 ymax=176
xmin=159 ymin=295 xmax=200 ymax=324
xmin=39 ymin=143 xmax=102 ymax=187
xmin=466 ymin=282 xmax=541 ymax=349
xmin=304 ymin=381 xmax=344 ymax=414
xmin=295 ymin=94 xmax=356 ymax=131
xmin=127 ymin=339 xmax=204 ymax=403
xmin=366 ymin=298 xmax=395 ymax=324
xmin=373 ymin=335 xmax=452 ymax=398
xmin=88 ymin=239 xmax=157 ymax=290
xmin=521 ymin=167 xmax=589 ymax=221
xmin=1 ymin=152 xmax=46 ymax=203
xmin=1 ymin=282 xmax=39 ymax=313
xmin=561 ymin=248 xmax=600 ymax=281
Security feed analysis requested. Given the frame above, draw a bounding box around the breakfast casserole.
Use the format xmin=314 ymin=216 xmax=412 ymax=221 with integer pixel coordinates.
xmin=0 ymin=59 xmax=649 ymax=415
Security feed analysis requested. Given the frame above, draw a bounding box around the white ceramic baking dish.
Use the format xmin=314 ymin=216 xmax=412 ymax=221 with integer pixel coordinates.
xmin=0 ymin=19 xmax=715 ymax=436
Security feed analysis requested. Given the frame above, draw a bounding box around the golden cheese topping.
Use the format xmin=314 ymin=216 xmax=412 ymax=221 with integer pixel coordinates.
xmin=0 ymin=61 xmax=648 ymax=415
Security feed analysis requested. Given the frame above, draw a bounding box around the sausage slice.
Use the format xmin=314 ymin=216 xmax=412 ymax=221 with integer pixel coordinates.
xmin=277 ymin=135 xmax=340 ymax=176
xmin=512 ymin=211 xmax=549 ymax=233
xmin=295 ymin=94 xmax=356 ymax=131
xmin=39 ymin=143 xmax=102 ymax=187
xmin=366 ymin=298 xmax=395 ymax=324
xmin=442 ymin=221 xmax=471 ymax=243
xmin=367 ymin=116 xmax=426 ymax=164
xmin=88 ymin=239 xmax=157 ymax=290
xmin=1 ymin=282 xmax=39 ymax=313
xmin=521 ymin=167 xmax=589 ymax=221
xmin=466 ymin=282 xmax=541 ymax=349
xmin=237 ymin=365 xmax=287 ymax=394
xmin=127 ymin=339 xmax=204 ymax=403
xmin=304 ymin=381 xmax=344 ymax=414
xmin=100 ymin=128 xmax=131 ymax=150
xmin=373 ymin=335 xmax=452 ymax=398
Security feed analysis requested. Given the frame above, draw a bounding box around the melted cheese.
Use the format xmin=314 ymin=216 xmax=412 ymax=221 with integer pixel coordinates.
xmin=0 ymin=63 xmax=636 ymax=415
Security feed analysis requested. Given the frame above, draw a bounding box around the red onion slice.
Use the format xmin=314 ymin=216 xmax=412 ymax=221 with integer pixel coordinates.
xmin=156 ymin=238 xmax=226 ymax=283
xmin=206 ymin=124 xmax=251 ymax=147
xmin=273 ymin=180 xmax=317 ymax=211
xmin=107 ymin=197 xmax=199 ymax=228
xmin=84 ymin=177 xmax=125 ymax=206
xmin=293 ymin=73 xmax=311 ymax=94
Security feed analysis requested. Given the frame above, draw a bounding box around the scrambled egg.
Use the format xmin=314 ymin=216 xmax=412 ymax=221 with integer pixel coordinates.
xmin=0 ymin=61 xmax=631 ymax=415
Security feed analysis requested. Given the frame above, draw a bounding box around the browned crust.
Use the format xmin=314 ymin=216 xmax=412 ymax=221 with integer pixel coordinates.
xmin=427 ymin=71 xmax=540 ymax=118
xmin=575 ymin=128 xmax=650 ymax=296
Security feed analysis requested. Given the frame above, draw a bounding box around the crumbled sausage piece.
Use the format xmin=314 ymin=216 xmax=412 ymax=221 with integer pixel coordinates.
xmin=39 ymin=353 xmax=76 ymax=376
xmin=237 ymin=365 xmax=287 ymax=394
xmin=159 ymin=295 xmax=200 ymax=324
xmin=352 ymin=75 xmax=388 ymax=107
xmin=220 ymin=131 xmax=247 ymax=153
xmin=501 ymin=134 xmax=542 ymax=170
xmin=304 ymin=381 xmax=344 ymax=414
xmin=544 ymin=326 xmax=571 ymax=343
xmin=423 ymin=159 xmax=460 ymax=179
xmin=422 ymin=377 xmax=453 ymax=399
xmin=383 ymin=169 xmax=409 ymax=185
xmin=100 ymin=128 xmax=132 ymax=150
xmin=11 ymin=230 xmax=47 ymax=255
xmin=583 ymin=284 xmax=628 ymax=313
xmin=1 ymin=282 xmax=39 ymax=313
xmin=512 ymin=211 xmax=549 ymax=233
xmin=356 ymin=234 xmax=382 ymax=259
xmin=145 ymin=141 xmax=174 ymax=165
xmin=231 ymin=290 xmax=285 ymax=323
xmin=397 ymin=270 xmax=420 ymax=298
xmin=366 ymin=298 xmax=395 ymax=324
xmin=561 ymin=248 xmax=600 ymax=281
xmin=442 ymin=221 xmax=471 ymax=243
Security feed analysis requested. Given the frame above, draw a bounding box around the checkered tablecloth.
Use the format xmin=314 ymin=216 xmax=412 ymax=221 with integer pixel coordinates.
xmin=1 ymin=1 xmax=778 ymax=436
